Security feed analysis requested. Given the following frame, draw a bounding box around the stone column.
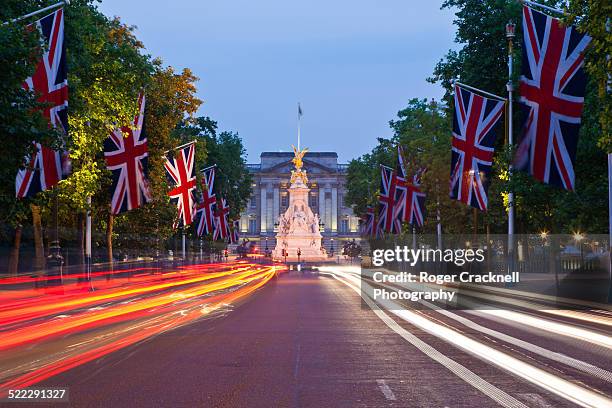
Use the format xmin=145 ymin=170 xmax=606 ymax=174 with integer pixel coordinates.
xmin=331 ymin=184 xmax=338 ymax=232
xmin=273 ymin=185 xmax=280 ymax=224
xmin=260 ymin=185 xmax=267 ymax=233
xmin=319 ymin=185 xmax=325 ymax=229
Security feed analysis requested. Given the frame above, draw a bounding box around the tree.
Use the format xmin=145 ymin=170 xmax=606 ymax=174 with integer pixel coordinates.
xmin=110 ymin=66 xmax=202 ymax=257
xmin=567 ymin=0 xmax=612 ymax=152
xmin=174 ymin=117 xmax=253 ymax=238
xmin=429 ymin=0 xmax=607 ymax=234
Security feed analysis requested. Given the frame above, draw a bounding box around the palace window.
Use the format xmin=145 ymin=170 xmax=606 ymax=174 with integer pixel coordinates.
xmin=309 ymin=192 xmax=318 ymax=209
xmin=280 ymin=192 xmax=289 ymax=208
xmin=340 ymin=219 xmax=349 ymax=233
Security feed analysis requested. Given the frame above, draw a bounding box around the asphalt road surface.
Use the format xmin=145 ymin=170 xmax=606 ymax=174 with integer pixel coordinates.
xmin=14 ymin=266 xmax=608 ymax=408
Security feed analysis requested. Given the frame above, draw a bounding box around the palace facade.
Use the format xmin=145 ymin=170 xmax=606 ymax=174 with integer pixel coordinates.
xmin=239 ymin=152 xmax=360 ymax=250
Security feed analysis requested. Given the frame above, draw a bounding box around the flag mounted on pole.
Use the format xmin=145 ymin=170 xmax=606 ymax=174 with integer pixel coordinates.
xmin=104 ymin=93 xmax=151 ymax=214
xmin=396 ymin=145 xmax=428 ymax=227
xmin=450 ymin=84 xmax=505 ymax=211
xmin=195 ymin=165 xmax=217 ymax=236
xmin=16 ymin=8 xmax=69 ymax=198
xmin=213 ymin=198 xmax=230 ymax=241
xmin=514 ymin=5 xmax=591 ymax=191
xmin=376 ymin=165 xmax=403 ymax=234
xmin=396 ymin=169 xmax=428 ymax=227
xmin=360 ymin=206 xmax=376 ymax=238
xmin=165 ymin=142 xmax=197 ymax=228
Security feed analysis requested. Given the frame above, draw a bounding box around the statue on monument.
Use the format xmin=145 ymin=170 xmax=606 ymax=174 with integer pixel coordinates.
xmin=290 ymin=145 xmax=309 ymax=185
xmin=273 ymin=143 xmax=326 ymax=261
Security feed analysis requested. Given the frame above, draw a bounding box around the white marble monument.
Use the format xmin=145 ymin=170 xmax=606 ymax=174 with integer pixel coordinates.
xmin=273 ymin=146 xmax=327 ymax=261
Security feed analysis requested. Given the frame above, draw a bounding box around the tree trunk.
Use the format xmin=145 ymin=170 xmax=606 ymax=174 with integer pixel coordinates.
xmin=106 ymin=213 xmax=113 ymax=265
xmin=30 ymin=204 xmax=45 ymax=272
xmin=77 ymin=212 xmax=85 ymax=266
xmin=8 ymin=225 xmax=22 ymax=276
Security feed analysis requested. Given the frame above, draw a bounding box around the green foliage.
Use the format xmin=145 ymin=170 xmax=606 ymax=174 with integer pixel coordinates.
xmin=566 ymin=0 xmax=612 ymax=152
xmin=0 ymin=2 xmax=64 ymax=226
xmin=175 ymin=117 xmax=253 ymax=225
xmin=347 ymin=0 xmax=608 ymax=236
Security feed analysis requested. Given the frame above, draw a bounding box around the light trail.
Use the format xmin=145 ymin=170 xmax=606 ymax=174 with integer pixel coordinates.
xmin=320 ymin=266 xmax=612 ymax=408
xmin=0 ymin=262 xmax=279 ymax=395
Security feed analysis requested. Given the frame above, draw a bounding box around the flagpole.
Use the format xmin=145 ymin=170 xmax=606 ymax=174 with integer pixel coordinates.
xmin=2 ymin=1 xmax=67 ymax=25
xmin=506 ymin=22 xmax=516 ymax=279
xmin=164 ymin=140 xmax=197 ymax=154
xmin=608 ymin=153 xmax=612 ymax=301
xmin=85 ymin=195 xmax=92 ymax=285
xmin=520 ymin=0 xmax=564 ymax=15
xmin=200 ymin=164 xmax=217 ymax=174
xmin=452 ymin=80 xmax=507 ymax=102
xmin=182 ymin=229 xmax=186 ymax=260
xmin=297 ymin=103 xmax=301 ymax=151
xmin=607 ymin=18 xmax=612 ymax=302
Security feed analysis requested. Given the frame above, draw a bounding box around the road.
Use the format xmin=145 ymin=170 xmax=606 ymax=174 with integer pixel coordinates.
xmin=0 ymin=264 xmax=611 ymax=407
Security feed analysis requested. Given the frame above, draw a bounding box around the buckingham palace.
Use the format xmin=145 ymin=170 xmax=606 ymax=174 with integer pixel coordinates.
xmin=239 ymin=151 xmax=360 ymax=251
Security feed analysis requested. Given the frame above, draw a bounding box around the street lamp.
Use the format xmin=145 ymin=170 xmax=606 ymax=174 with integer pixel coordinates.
xmin=574 ymin=231 xmax=585 ymax=266
xmin=540 ymin=230 xmax=548 ymax=240
xmin=573 ymin=232 xmax=584 ymax=243
xmin=505 ymin=21 xmax=516 ymax=40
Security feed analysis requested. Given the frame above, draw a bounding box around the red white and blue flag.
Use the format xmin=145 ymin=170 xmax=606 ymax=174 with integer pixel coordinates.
xmin=396 ymin=173 xmax=427 ymax=227
xmin=213 ymin=198 xmax=231 ymax=241
xmin=514 ymin=6 xmax=591 ymax=191
xmin=165 ymin=143 xmax=197 ymax=228
xmin=104 ymin=93 xmax=151 ymax=214
xmin=16 ymin=9 xmax=69 ymax=198
xmin=360 ymin=206 xmax=376 ymax=237
xmin=376 ymin=165 xmax=403 ymax=234
xmin=450 ymin=85 xmax=504 ymax=211
xmin=16 ymin=144 xmax=66 ymax=198
xmin=195 ymin=166 xmax=216 ymax=236
xmin=396 ymin=145 xmax=427 ymax=227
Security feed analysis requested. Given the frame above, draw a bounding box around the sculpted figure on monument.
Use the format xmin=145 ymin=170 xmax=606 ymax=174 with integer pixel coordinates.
xmin=290 ymin=202 xmax=309 ymax=233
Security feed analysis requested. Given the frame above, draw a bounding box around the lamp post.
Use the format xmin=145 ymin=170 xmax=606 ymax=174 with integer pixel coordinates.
xmin=574 ymin=232 xmax=585 ymax=267
xmin=506 ymin=20 xmax=516 ymax=277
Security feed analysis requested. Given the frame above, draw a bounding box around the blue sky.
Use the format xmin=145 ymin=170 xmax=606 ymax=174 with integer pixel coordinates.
xmin=97 ymin=0 xmax=457 ymax=163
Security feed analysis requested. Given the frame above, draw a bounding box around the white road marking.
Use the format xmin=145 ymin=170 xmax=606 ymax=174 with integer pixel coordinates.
xmin=518 ymin=393 xmax=555 ymax=408
xmin=321 ymin=267 xmax=612 ymax=408
xmin=469 ymin=308 xmax=612 ymax=349
xmin=320 ymin=270 xmax=529 ymax=408
xmin=375 ymin=280 xmax=612 ymax=383
xmin=376 ymin=379 xmax=397 ymax=401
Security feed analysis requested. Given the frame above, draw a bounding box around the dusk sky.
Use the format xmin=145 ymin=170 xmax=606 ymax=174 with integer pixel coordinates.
xmin=97 ymin=0 xmax=458 ymax=163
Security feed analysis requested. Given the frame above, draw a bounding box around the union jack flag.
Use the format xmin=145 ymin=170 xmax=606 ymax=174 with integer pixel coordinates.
xmin=213 ymin=198 xmax=231 ymax=241
xmin=16 ymin=9 xmax=69 ymax=198
xmin=515 ymin=6 xmax=591 ymax=191
xmin=195 ymin=166 xmax=216 ymax=236
xmin=230 ymin=220 xmax=240 ymax=244
xmin=16 ymin=144 xmax=66 ymax=198
xmin=396 ymin=171 xmax=428 ymax=227
xmin=165 ymin=143 xmax=197 ymax=228
xmin=360 ymin=206 xmax=376 ymax=237
xmin=396 ymin=145 xmax=427 ymax=227
xmin=450 ymin=85 xmax=504 ymax=211
xmin=376 ymin=165 xmax=403 ymax=234
xmin=104 ymin=93 xmax=151 ymax=214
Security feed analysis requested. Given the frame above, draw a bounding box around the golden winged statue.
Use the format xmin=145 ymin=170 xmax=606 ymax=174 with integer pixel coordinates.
xmin=290 ymin=145 xmax=309 ymax=185
xmin=291 ymin=145 xmax=308 ymax=170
